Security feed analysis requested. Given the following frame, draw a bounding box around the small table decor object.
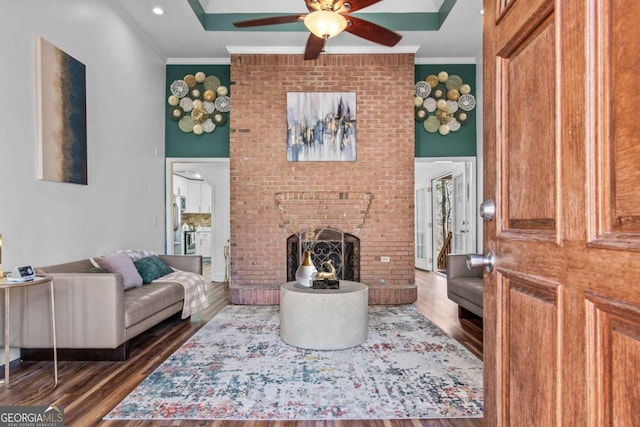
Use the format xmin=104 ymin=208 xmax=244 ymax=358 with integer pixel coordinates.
xmin=312 ymin=279 xmax=340 ymax=289
xmin=294 ymin=250 xmax=317 ymax=288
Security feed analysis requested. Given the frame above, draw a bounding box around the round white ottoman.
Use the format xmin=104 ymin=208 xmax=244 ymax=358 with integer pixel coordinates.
xmin=280 ymin=281 xmax=368 ymax=350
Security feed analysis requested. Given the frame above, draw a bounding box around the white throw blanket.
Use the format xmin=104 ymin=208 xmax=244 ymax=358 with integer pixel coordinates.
xmin=153 ymin=271 xmax=209 ymax=319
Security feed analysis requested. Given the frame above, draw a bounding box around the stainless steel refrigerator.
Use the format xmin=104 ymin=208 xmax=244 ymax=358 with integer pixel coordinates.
xmin=173 ymin=195 xmax=186 ymax=254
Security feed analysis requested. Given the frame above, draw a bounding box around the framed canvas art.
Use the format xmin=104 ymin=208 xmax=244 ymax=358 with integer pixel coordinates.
xmin=36 ymin=36 xmax=87 ymax=185
xmin=287 ymin=92 xmax=356 ymax=162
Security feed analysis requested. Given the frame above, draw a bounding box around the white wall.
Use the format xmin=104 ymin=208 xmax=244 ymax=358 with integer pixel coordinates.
xmin=0 ymin=0 xmax=167 ymax=269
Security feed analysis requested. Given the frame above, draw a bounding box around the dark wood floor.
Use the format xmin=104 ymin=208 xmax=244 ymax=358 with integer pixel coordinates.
xmin=413 ymin=270 xmax=483 ymax=359
xmin=0 ymin=270 xmax=483 ymax=426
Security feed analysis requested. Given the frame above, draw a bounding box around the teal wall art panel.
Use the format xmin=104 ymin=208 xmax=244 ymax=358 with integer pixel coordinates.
xmin=414 ymin=63 xmax=477 ymax=157
xmin=165 ymin=64 xmax=230 ymax=158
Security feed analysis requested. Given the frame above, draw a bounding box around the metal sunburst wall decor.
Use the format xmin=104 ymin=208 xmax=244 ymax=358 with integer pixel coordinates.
xmin=414 ymin=71 xmax=476 ymax=136
xmin=167 ymin=71 xmax=230 ymax=136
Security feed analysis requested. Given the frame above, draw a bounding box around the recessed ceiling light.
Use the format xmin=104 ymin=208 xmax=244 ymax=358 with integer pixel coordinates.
xmin=152 ymin=6 xmax=164 ymax=15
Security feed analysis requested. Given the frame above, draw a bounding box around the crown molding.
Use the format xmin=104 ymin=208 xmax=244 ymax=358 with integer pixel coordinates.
xmin=226 ymin=45 xmax=420 ymax=55
xmin=415 ymin=57 xmax=477 ymax=64
xmin=226 ymin=46 xmax=303 ymax=55
xmin=165 ymin=51 xmax=475 ymax=65
xmin=166 ymin=57 xmax=231 ymax=65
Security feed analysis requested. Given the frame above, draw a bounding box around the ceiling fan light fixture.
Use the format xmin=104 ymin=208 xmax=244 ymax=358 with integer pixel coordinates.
xmin=303 ymin=10 xmax=348 ymax=39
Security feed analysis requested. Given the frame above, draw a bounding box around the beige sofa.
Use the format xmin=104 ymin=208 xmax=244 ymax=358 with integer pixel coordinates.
xmin=1 ymin=255 xmax=202 ymax=361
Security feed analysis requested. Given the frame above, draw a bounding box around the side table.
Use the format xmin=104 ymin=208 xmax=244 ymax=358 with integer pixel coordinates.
xmin=0 ymin=275 xmax=57 ymax=387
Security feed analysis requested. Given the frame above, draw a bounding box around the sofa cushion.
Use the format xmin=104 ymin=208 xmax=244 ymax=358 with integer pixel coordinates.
xmin=36 ymin=258 xmax=96 ymax=274
xmin=124 ymin=282 xmax=184 ymax=327
xmin=134 ymin=256 xmax=174 ymax=284
xmin=448 ymin=277 xmax=484 ymax=308
xmin=95 ymin=252 xmax=144 ymax=290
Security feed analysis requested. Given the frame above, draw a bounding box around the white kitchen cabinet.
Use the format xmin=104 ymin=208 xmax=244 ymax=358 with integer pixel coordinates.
xmin=173 ymin=174 xmax=188 ymax=197
xmin=183 ymin=180 xmax=211 ymax=213
xmin=187 ymin=181 xmax=201 ymax=212
xmin=200 ymin=181 xmax=212 ymax=213
xmin=196 ymin=231 xmax=212 ymax=257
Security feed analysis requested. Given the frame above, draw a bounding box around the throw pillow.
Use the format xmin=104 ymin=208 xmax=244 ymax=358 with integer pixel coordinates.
xmin=116 ymin=248 xmax=157 ymax=261
xmin=95 ymin=252 xmax=144 ymax=289
xmin=134 ymin=256 xmax=174 ymax=284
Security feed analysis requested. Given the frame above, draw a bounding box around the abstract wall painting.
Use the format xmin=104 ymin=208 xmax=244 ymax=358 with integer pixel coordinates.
xmin=36 ymin=36 xmax=87 ymax=185
xmin=287 ymin=92 xmax=356 ymax=162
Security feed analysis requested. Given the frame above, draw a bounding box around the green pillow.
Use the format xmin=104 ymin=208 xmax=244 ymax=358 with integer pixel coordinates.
xmin=133 ymin=256 xmax=173 ymax=284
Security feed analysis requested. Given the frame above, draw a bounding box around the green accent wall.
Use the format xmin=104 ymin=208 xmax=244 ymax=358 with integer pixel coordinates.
xmin=414 ymin=64 xmax=477 ymax=158
xmin=165 ymin=65 xmax=230 ymax=158
xmin=165 ymin=63 xmax=477 ymax=159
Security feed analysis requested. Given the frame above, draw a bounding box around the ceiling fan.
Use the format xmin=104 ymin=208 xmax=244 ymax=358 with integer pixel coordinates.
xmin=232 ymin=0 xmax=402 ymax=60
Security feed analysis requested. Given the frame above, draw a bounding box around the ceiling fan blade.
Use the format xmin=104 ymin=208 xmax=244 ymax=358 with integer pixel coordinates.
xmin=304 ymin=34 xmax=326 ymax=60
xmin=233 ymin=15 xmax=304 ymax=28
xmin=335 ymin=0 xmax=382 ymax=14
xmin=344 ymin=16 xmax=402 ymax=47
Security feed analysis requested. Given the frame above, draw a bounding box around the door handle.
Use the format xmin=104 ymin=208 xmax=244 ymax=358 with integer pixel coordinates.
xmin=480 ymin=199 xmax=496 ymax=221
xmin=467 ymin=251 xmax=495 ymax=273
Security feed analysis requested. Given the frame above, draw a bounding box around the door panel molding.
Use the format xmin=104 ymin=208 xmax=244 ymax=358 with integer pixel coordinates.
xmin=586 ymin=293 xmax=640 ymax=426
xmin=499 ymin=269 xmax=560 ymax=426
xmin=590 ymin=0 xmax=640 ymax=251
xmin=498 ymin=267 xmax=561 ymax=302
xmin=495 ymin=0 xmax=553 ymax=54
xmin=496 ymin=12 xmax=559 ymax=241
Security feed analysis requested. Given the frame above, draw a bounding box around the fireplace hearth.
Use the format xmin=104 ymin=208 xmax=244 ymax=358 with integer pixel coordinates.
xmin=287 ymin=228 xmax=360 ymax=282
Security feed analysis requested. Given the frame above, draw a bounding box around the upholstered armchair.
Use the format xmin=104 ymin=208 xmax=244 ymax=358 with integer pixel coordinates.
xmin=446 ymin=254 xmax=484 ymax=318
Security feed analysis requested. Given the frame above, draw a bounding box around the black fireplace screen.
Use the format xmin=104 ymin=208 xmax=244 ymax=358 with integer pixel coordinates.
xmin=287 ymin=228 xmax=360 ymax=282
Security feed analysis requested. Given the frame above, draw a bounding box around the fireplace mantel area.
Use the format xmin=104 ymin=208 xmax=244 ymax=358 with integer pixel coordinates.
xmin=228 ymin=53 xmax=417 ymax=305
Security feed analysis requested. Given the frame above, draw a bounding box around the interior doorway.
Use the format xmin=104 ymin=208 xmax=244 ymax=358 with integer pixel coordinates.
xmin=165 ymin=158 xmax=230 ymax=282
xmin=415 ymin=157 xmax=477 ymax=272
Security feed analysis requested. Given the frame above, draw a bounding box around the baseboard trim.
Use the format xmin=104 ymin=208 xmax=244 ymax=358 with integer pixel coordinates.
xmin=21 ymin=342 xmax=129 ymax=362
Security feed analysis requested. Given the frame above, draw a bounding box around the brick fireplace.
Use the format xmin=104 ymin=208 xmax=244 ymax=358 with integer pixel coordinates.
xmin=228 ymin=53 xmax=417 ymax=304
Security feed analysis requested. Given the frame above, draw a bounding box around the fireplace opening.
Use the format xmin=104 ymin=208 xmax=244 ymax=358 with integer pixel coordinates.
xmin=287 ymin=228 xmax=360 ymax=282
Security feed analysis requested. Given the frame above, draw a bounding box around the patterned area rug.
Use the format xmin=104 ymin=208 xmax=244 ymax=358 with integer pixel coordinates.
xmin=105 ymin=305 xmax=483 ymax=421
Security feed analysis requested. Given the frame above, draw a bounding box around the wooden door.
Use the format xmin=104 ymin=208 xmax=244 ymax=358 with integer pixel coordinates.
xmin=483 ymin=0 xmax=640 ymax=425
